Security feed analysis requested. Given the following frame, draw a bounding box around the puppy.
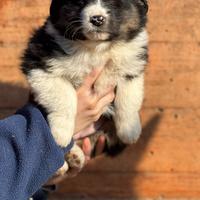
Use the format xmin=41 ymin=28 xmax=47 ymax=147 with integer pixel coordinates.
xmin=21 ymin=0 xmax=148 ymax=174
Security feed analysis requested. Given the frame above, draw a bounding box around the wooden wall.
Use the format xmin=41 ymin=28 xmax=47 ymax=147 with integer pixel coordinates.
xmin=0 ymin=0 xmax=200 ymax=199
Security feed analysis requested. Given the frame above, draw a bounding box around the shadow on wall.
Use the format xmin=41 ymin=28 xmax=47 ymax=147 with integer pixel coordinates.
xmin=128 ymin=114 xmax=161 ymax=199
xmin=0 ymin=82 xmax=29 ymax=116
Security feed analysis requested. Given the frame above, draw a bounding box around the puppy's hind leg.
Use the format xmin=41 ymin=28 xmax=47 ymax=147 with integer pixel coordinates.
xmin=114 ymin=74 xmax=144 ymax=144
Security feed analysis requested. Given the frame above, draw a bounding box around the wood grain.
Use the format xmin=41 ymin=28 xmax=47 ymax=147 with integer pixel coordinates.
xmin=51 ymin=172 xmax=200 ymax=199
xmin=84 ymin=108 xmax=200 ymax=174
xmin=148 ymin=1 xmax=200 ymax=42
xmin=0 ymin=108 xmax=16 ymax=119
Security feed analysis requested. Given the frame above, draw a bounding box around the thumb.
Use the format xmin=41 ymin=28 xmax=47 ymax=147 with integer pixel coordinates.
xmin=83 ymin=67 xmax=103 ymax=89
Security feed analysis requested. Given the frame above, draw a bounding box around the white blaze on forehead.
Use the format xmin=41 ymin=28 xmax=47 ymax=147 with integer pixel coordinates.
xmin=83 ymin=0 xmax=108 ymax=20
xmin=82 ymin=0 xmax=110 ymax=40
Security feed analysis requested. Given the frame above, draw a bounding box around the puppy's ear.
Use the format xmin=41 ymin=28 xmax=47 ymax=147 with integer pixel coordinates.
xmin=137 ymin=0 xmax=148 ymax=14
xmin=50 ymin=0 xmax=65 ymax=23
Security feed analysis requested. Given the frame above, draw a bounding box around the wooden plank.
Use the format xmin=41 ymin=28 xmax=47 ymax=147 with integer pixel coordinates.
xmin=0 ymin=1 xmax=199 ymax=109
xmin=144 ymin=70 xmax=200 ymax=109
xmin=1 ymin=107 xmax=199 ymax=175
xmin=0 ymin=68 xmax=199 ymax=108
xmin=0 ymin=107 xmax=199 ymax=173
xmin=0 ymin=0 xmax=199 ymax=43
xmin=1 ymin=41 xmax=199 ymax=70
xmin=0 ymin=0 xmax=49 ymax=19
xmin=0 ymin=108 xmax=16 ymax=119
xmin=148 ymin=1 xmax=200 ymax=42
xmin=0 ymin=42 xmax=199 ymax=77
xmin=0 ymin=42 xmax=200 ymax=108
xmin=0 ymin=82 xmax=28 ymax=109
xmin=50 ymin=172 xmax=200 ymax=199
xmin=1 ymin=106 xmax=200 ymax=199
xmin=81 ymin=108 xmax=200 ymax=173
xmin=149 ymin=42 xmax=200 ymax=67
xmin=49 ymin=197 xmax=200 ymax=200
xmin=0 ymin=67 xmax=26 ymax=83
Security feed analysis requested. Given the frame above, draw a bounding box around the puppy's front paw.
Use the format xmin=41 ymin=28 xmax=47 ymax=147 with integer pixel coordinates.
xmin=48 ymin=115 xmax=75 ymax=147
xmin=65 ymin=144 xmax=85 ymax=177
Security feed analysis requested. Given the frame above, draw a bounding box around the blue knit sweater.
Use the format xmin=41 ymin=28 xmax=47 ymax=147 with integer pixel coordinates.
xmin=0 ymin=104 xmax=73 ymax=200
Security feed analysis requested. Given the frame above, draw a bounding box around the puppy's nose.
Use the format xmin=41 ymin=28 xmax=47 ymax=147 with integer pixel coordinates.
xmin=90 ymin=15 xmax=106 ymax=27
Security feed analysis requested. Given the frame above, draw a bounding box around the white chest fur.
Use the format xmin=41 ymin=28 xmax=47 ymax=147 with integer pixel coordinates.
xmin=46 ymin=26 xmax=148 ymax=88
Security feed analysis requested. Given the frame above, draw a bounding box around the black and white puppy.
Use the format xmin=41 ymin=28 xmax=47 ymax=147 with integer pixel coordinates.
xmin=22 ymin=0 xmax=148 ymax=174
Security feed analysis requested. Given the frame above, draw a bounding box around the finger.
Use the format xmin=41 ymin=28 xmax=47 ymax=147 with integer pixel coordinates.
xmin=83 ymin=67 xmax=103 ymax=89
xmin=86 ymin=92 xmax=115 ymax=121
xmin=89 ymin=88 xmax=115 ymax=112
xmin=96 ymin=85 xmax=116 ymax=100
xmin=96 ymin=91 xmax=115 ymax=111
xmin=82 ymin=138 xmax=92 ymax=162
xmin=95 ymin=135 xmax=106 ymax=156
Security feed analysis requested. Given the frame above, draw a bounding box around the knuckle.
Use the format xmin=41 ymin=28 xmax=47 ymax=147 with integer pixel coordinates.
xmin=88 ymin=96 xmax=99 ymax=109
xmin=93 ymin=114 xmax=101 ymax=122
xmin=90 ymin=108 xmax=100 ymax=117
xmin=87 ymin=99 xmax=96 ymax=109
xmin=109 ymin=93 xmax=115 ymax=101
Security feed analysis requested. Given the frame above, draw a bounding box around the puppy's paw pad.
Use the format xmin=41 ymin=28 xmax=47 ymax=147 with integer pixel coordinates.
xmin=66 ymin=152 xmax=84 ymax=169
xmin=66 ymin=145 xmax=85 ymax=170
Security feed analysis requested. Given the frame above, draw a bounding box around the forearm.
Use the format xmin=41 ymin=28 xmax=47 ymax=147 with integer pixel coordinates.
xmin=0 ymin=104 xmax=73 ymax=200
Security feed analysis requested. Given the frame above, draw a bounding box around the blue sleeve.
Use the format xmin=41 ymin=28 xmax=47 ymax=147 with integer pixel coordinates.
xmin=0 ymin=104 xmax=73 ymax=200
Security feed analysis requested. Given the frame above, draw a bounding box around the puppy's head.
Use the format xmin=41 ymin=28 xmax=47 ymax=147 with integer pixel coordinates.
xmin=50 ymin=0 xmax=148 ymax=41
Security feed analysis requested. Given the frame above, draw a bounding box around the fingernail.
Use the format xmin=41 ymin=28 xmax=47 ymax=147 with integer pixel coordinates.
xmin=82 ymin=138 xmax=92 ymax=157
xmin=96 ymin=66 xmax=104 ymax=73
xmin=99 ymin=135 xmax=106 ymax=143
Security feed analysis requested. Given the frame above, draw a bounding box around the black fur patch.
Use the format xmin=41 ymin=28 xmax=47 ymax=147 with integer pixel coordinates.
xmin=125 ymin=74 xmax=139 ymax=81
xmin=21 ymin=22 xmax=67 ymax=75
xmin=138 ymin=46 xmax=148 ymax=61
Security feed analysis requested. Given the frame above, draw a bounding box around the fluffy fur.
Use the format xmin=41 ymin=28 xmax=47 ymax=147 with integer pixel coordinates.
xmin=22 ymin=0 xmax=148 ymax=173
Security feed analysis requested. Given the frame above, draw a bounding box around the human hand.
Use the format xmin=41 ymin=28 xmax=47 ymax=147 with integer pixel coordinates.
xmin=46 ymin=135 xmax=106 ymax=185
xmin=74 ymin=67 xmax=115 ymax=134
xmin=46 ymin=68 xmax=115 ymax=185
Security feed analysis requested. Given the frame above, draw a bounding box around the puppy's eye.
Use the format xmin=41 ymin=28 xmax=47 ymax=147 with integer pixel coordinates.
xmin=137 ymin=0 xmax=148 ymax=14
